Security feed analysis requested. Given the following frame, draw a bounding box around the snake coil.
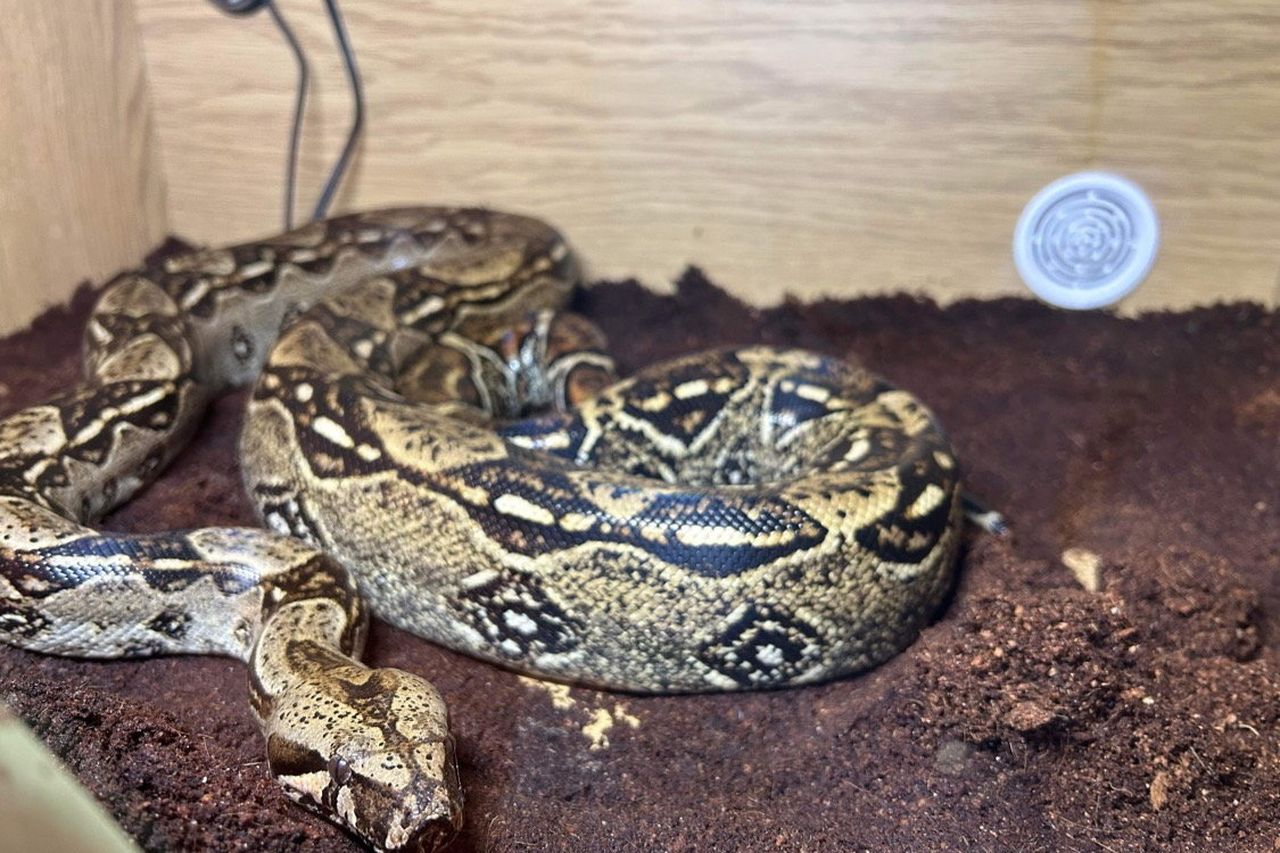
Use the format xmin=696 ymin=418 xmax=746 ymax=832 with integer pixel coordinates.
xmin=0 ymin=207 xmax=962 ymax=851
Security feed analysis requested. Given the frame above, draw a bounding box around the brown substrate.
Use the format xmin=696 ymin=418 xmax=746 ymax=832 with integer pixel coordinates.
xmin=1 ymin=261 xmax=1277 ymax=851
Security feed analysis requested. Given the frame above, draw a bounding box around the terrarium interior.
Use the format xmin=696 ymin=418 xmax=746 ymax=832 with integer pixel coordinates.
xmin=0 ymin=3 xmax=1276 ymax=852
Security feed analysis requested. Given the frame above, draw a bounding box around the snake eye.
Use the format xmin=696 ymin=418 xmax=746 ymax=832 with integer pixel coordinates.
xmin=328 ymin=754 xmax=352 ymax=786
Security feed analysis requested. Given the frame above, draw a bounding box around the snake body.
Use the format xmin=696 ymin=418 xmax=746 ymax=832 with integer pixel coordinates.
xmin=0 ymin=208 xmax=962 ymax=851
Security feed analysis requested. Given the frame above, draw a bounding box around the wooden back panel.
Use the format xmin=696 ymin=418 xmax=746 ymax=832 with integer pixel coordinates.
xmin=3 ymin=1 xmax=1278 ymax=336
xmin=0 ymin=1 xmax=166 ymax=335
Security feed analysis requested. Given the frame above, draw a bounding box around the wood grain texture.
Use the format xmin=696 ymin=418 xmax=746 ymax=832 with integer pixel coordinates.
xmin=133 ymin=0 xmax=1280 ymax=310
xmin=0 ymin=1 xmax=167 ymax=335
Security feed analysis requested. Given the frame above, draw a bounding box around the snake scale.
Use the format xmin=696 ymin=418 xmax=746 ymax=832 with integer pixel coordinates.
xmin=0 ymin=207 xmax=964 ymax=852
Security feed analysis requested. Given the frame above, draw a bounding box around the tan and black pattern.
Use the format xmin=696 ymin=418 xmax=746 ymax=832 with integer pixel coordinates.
xmin=0 ymin=207 xmax=965 ymax=851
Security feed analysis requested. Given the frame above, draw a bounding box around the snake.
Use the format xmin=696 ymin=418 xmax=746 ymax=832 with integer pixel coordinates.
xmin=0 ymin=207 xmax=965 ymax=852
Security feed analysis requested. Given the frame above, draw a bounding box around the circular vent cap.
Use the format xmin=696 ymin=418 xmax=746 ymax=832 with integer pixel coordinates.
xmin=1013 ymin=172 xmax=1159 ymax=309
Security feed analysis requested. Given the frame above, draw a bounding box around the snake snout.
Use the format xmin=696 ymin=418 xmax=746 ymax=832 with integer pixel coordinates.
xmin=346 ymin=736 xmax=463 ymax=853
xmin=266 ymin=666 xmax=462 ymax=852
xmin=382 ymin=797 xmax=461 ymax=853
xmin=268 ymin=720 xmax=462 ymax=853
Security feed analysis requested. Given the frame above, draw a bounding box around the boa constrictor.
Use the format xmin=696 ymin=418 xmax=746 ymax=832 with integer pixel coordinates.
xmin=0 ymin=208 xmax=963 ymax=852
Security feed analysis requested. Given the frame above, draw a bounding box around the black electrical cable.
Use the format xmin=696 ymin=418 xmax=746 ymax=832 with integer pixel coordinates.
xmin=210 ymin=0 xmax=364 ymax=226
xmin=264 ymin=1 xmax=309 ymax=230
xmin=311 ymin=0 xmax=364 ymax=221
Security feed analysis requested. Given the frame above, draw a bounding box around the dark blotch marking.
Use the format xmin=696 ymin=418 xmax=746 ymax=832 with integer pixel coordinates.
xmin=231 ymin=324 xmax=255 ymax=364
xmin=437 ymin=457 xmax=827 ymax=578
xmin=453 ymin=570 xmax=584 ymax=658
xmin=267 ymin=733 xmax=329 ymax=779
xmin=697 ymin=603 xmax=825 ymax=687
xmin=146 ymin=607 xmax=191 ymax=640
xmin=853 ymin=445 xmax=957 ymax=566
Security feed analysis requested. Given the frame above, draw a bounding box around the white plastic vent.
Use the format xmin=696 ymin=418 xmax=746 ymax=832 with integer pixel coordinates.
xmin=1013 ymin=172 xmax=1159 ymax=309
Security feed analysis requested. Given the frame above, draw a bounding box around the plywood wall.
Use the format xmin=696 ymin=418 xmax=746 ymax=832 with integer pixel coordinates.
xmin=0 ymin=1 xmax=167 ymax=335
xmin=130 ymin=0 xmax=1280 ymax=311
xmin=5 ymin=1 xmax=1277 ymax=329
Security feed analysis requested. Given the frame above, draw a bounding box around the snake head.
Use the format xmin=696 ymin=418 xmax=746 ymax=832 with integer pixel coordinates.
xmin=265 ymin=665 xmax=463 ymax=852
xmin=399 ymin=310 xmax=615 ymax=419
